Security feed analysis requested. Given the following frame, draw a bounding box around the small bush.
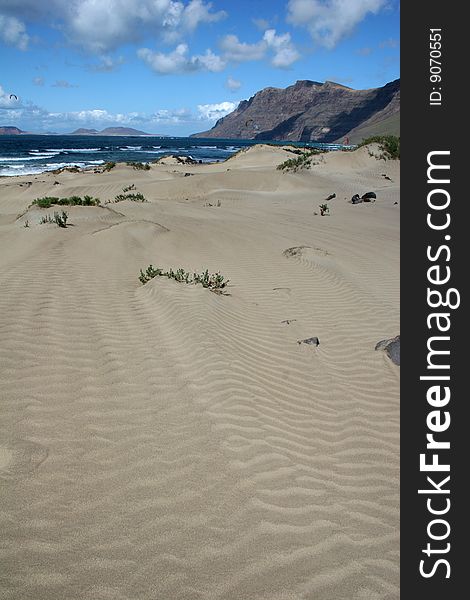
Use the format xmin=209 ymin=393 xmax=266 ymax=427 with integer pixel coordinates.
xmin=319 ymin=203 xmax=330 ymax=216
xmin=54 ymin=211 xmax=68 ymax=228
xmin=103 ymin=161 xmax=116 ymax=171
xmin=139 ymin=265 xmax=229 ymax=293
xmin=358 ymin=135 xmax=400 ymax=160
xmin=32 ymin=195 xmax=100 ymax=208
xmin=277 ymin=149 xmax=324 ymax=172
xmin=127 ymin=161 xmax=151 ymax=171
xmin=123 ymin=184 xmax=136 ymax=192
xmin=114 ymin=192 xmax=147 ymax=203
xmin=39 ymin=211 xmax=68 ymax=227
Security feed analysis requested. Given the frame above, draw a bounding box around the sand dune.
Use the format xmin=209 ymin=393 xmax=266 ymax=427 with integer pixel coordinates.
xmin=0 ymin=145 xmax=399 ymax=600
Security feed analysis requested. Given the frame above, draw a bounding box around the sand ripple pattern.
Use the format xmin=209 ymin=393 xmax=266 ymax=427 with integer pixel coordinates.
xmin=0 ymin=152 xmax=399 ymax=600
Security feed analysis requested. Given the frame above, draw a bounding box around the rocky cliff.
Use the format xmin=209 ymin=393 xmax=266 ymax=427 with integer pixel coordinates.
xmin=192 ymin=79 xmax=399 ymax=143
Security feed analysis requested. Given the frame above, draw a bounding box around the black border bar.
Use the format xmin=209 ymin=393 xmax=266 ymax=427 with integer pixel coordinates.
xmin=401 ymin=2 xmax=466 ymax=596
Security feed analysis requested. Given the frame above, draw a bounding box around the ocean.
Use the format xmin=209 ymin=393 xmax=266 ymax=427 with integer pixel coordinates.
xmin=0 ymin=135 xmax=344 ymax=177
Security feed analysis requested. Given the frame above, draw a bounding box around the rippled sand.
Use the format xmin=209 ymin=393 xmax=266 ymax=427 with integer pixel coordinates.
xmin=0 ymin=145 xmax=399 ymax=600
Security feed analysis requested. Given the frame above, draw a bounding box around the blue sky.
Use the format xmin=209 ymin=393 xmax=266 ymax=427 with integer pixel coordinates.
xmin=0 ymin=1 xmax=400 ymax=135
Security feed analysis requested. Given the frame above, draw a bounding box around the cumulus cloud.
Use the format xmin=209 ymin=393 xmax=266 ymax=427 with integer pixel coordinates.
xmin=220 ymin=29 xmax=300 ymax=68
xmin=33 ymin=76 xmax=44 ymax=86
xmin=220 ymin=34 xmax=266 ymax=62
xmin=263 ymin=29 xmax=300 ymax=68
xmin=225 ymin=76 xmax=241 ymax=92
xmin=138 ymin=44 xmax=226 ymax=74
xmin=197 ymin=101 xmax=237 ymax=121
xmin=0 ymin=0 xmax=226 ymax=53
xmin=0 ymin=14 xmax=29 ymax=49
xmin=287 ymin=0 xmax=386 ymax=49
xmin=6 ymin=99 xmax=233 ymax=133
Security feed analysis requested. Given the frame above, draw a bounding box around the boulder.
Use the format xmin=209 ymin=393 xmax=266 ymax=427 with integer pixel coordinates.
xmin=375 ymin=335 xmax=400 ymax=366
xmin=298 ymin=337 xmax=320 ymax=346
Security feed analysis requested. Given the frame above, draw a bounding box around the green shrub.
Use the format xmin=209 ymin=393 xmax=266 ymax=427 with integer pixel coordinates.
xmin=114 ymin=192 xmax=147 ymax=203
xmin=103 ymin=161 xmax=116 ymax=171
xmin=358 ymin=135 xmax=400 ymax=160
xmin=33 ymin=197 xmax=59 ymax=208
xmin=139 ymin=265 xmax=229 ymax=293
xmin=277 ymin=149 xmax=324 ymax=172
xmin=127 ymin=161 xmax=151 ymax=170
xmin=32 ymin=195 xmax=100 ymax=208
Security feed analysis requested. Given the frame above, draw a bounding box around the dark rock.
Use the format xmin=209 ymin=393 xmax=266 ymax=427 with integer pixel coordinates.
xmin=325 ymin=193 xmax=336 ymax=201
xmin=351 ymin=194 xmax=362 ymax=204
xmin=362 ymin=191 xmax=377 ymax=201
xmin=375 ymin=335 xmax=400 ymax=366
xmin=298 ymin=337 xmax=320 ymax=346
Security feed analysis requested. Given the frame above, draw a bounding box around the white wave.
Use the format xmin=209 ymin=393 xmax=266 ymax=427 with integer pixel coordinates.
xmin=152 ymin=146 xmax=161 ymax=149
xmin=194 ymin=145 xmax=218 ymax=149
xmin=0 ymin=165 xmax=47 ymax=176
xmin=120 ymin=145 xmax=142 ymax=150
xmin=28 ymin=152 xmax=61 ymax=158
xmin=46 ymin=148 xmax=101 ymax=153
xmin=0 ymin=156 xmax=51 ymax=162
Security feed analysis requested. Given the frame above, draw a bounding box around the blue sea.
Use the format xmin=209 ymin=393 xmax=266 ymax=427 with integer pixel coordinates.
xmin=0 ymin=135 xmax=346 ymax=177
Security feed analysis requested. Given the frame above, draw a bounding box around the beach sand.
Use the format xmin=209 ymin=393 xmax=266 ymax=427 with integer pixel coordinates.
xmin=0 ymin=144 xmax=399 ymax=600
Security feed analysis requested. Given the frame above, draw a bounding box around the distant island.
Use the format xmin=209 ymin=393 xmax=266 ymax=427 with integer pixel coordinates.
xmin=70 ymin=127 xmax=157 ymax=136
xmin=191 ymin=79 xmax=399 ymax=144
xmin=0 ymin=126 xmax=163 ymax=136
xmin=0 ymin=126 xmax=24 ymax=135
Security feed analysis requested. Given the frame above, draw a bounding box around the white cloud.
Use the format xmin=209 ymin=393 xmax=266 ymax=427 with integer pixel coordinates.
xmin=0 ymin=84 xmax=21 ymax=108
xmin=219 ymin=34 xmax=266 ymax=62
xmin=0 ymin=0 xmax=226 ymax=54
xmin=287 ymin=0 xmax=386 ymax=49
xmin=220 ymin=29 xmax=299 ymax=68
xmin=0 ymin=14 xmax=29 ymax=49
xmin=197 ymin=101 xmax=237 ymax=121
xmin=1 ymin=82 xmax=237 ymax=133
xmin=138 ymin=44 xmax=226 ymax=74
xmin=263 ymin=29 xmax=300 ymax=68
xmin=181 ymin=0 xmax=226 ymax=31
xmin=33 ymin=76 xmax=44 ymax=86
xmin=225 ymin=76 xmax=241 ymax=92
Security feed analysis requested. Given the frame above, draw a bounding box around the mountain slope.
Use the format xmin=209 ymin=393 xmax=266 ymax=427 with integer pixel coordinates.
xmin=192 ymin=79 xmax=399 ymax=143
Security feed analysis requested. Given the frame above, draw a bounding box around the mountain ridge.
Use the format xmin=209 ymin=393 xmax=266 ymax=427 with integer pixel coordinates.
xmin=191 ymin=79 xmax=400 ymax=143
